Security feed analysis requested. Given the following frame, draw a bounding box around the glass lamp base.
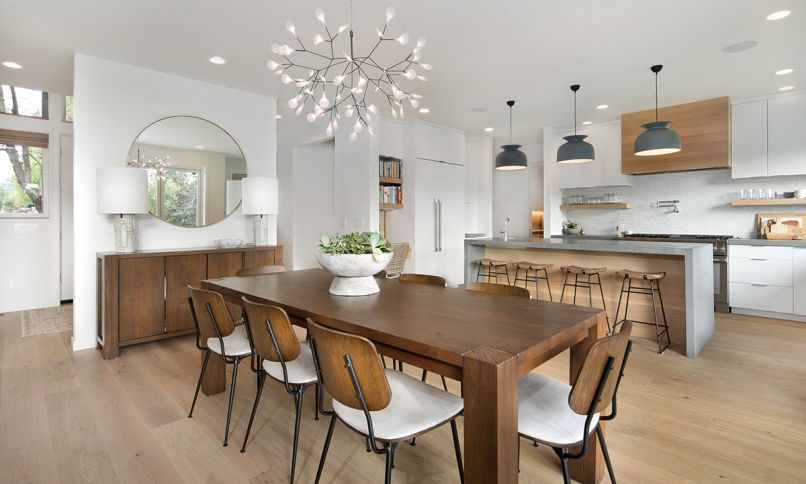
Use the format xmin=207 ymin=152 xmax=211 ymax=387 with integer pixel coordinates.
xmin=114 ymin=214 xmax=137 ymax=253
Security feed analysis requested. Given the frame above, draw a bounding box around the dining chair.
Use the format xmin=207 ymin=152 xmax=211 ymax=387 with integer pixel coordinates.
xmin=236 ymin=265 xmax=287 ymax=277
xmin=186 ymin=286 xmax=253 ymax=447
xmin=239 ymin=298 xmax=320 ymax=483
xmin=518 ymin=321 xmax=633 ymax=484
xmin=396 ymin=273 xmax=450 ymax=392
xmin=307 ymin=319 xmax=465 ymax=484
xmin=466 ymin=281 xmax=531 ymax=298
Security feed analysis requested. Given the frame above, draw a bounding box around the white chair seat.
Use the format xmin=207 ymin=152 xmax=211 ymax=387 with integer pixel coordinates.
xmin=207 ymin=325 xmax=252 ymax=357
xmin=518 ymin=372 xmax=599 ymax=447
xmin=262 ymin=340 xmax=318 ymax=385
xmin=333 ymin=369 xmax=463 ymax=441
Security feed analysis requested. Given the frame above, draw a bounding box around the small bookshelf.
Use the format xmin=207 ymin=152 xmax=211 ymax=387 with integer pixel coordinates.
xmin=379 ymin=156 xmax=403 ymax=210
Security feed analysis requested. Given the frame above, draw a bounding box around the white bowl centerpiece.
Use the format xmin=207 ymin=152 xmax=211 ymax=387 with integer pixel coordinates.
xmin=316 ymin=231 xmax=393 ymax=296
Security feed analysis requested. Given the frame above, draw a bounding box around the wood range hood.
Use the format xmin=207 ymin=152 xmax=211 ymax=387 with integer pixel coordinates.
xmin=621 ymin=96 xmax=730 ymax=174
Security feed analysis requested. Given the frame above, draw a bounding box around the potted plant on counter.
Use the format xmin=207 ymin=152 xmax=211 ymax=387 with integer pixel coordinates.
xmin=562 ymin=220 xmax=582 ymax=235
xmin=316 ymin=231 xmax=393 ymax=296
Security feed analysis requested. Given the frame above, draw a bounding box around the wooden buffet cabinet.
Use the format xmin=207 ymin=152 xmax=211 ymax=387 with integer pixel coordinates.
xmin=97 ymin=245 xmax=282 ymax=359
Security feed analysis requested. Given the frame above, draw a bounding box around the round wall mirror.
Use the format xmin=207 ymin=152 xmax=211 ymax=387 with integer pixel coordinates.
xmin=127 ymin=116 xmax=246 ymax=227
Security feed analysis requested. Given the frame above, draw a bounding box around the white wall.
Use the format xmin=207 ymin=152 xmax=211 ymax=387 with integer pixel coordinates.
xmin=492 ymin=140 xmax=542 ymax=238
xmin=560 ymin=169 xmax=806 ymax=238
xmin=0 ymin=95 xmax=72 ymax=312
xmin=72 ymin=55 xmax=277 ymax=351
xmin=292 ymin=140 xmax=338 ymax=269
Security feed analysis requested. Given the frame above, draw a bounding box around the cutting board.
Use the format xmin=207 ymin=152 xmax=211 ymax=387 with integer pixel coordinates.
xmin=756 ymin=213 xmax=806 ymax=239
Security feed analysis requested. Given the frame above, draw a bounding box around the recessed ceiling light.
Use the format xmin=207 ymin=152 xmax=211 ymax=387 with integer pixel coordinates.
xmin=776 ymin=68 xmax=794 ymax=76
xmin=596 ymin=104 xmax=608 ymax=110
xmin=419 ymin=108 xmax=430 ymax=114
xmin=779 ymin=86 xmax=795 ymax=92
xmin=208 ymin=56 xmax=226 ymax=65
xmin=2 ymin=61 xmax=22 ymax=69
xmin=195 ymin=145 xmax=205 ymax=149
xmin=471 ymin=107 xmax=489 ymax=113
xmin=582 ymin=121 xmax=592 ymax=125
xmin=722 ymin=40 xmax=759 ymax=53
xmin=484 ymin=127 xmax=494 ymax=132
xmin=276 ymin=114 xmax=283 ymax=119
xmin=766 ymin=10 xmax=791 ymax=21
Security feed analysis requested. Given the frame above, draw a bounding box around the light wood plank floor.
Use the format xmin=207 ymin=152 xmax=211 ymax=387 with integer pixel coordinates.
xmin=1 ymin=310 xmax=805 ymax=483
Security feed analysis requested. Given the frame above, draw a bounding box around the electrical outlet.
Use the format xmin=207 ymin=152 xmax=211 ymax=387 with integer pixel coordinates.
xmin=14 ymin=223 xmax=37 ymax=234
xmin=354 ymin=217 xmax=364 ymax=228
xmin=3 ymin=279 xmax=13 ymax=289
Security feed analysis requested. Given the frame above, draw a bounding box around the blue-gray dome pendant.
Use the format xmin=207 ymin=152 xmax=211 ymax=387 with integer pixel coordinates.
xmin=557 ymin=134 xmax=595 ymax=164
xmin=496 ymin=144 xmax=528 ymax=170
xmin=634 ymin=121 xmax=681 ymax=156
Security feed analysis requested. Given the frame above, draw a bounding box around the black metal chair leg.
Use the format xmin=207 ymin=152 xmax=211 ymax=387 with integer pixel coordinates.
xmin=314 ymin=383 xmax=320 ymax=421
xmin=450 ymin=419 xmax=464 ymax=483
xmin=596 ymin=425 xmax=617 ymax=484
xmin=366 ymin=437 xmax=373 ymax=452
xmin=188 ymin=349 xmax=210 ymax=418
xmin=290 ymin=388 xmax=305 ymax=483
xmin=441 ymin=375 xmax=448 ymax=392
xmin=384 ymin=444 xmax=397 ymax=484
xmin=554 ymin=447 xmax=571 ymax=484
xmin=315 ymin=414 xmax=337 ymax=484
xmin=223 ymin=357 xmax=240 ymax=447
xmin=240 ymin=372 xmax=266 ymax=452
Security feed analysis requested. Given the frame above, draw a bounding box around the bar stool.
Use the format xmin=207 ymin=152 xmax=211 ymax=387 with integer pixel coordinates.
xmin=560 ymin=266 xmax=610 ymax=330
xmin=513 ymin=261 xmax=553 ymax=301
xmin=474 ymin=258 xmax=511 ymax=284
xmin=613 ymin=269 xmax=671 ymax=354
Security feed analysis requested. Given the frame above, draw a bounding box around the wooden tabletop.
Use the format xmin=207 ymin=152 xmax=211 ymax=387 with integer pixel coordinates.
xmin=203 ymin=269 xmax=601 ymax=377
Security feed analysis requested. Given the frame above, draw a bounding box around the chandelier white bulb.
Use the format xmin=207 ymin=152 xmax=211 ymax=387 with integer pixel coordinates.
xmin=268 ymin=5 xmax=431 ymax=141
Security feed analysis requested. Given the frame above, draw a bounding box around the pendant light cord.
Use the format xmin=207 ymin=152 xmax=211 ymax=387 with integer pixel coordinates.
xmin=509 ymin=104 xmax=513 ymax=144
xmin=654 ymin=70 xmax=659 ymax=122
xmin=573 ymin=90 xmax=577 ymax=136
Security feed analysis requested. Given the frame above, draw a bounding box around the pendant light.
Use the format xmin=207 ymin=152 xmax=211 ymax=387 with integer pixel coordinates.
xmin=495 ymin=100 xmax=527 ymax=170
xmin=634 ymin=65 xmax=681 ymax=156
xmin=557 ymin=84 xmax=595 ymax=164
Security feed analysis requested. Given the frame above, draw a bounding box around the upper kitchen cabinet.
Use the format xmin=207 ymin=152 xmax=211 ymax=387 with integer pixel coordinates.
xmin=731 ymin=92 xmax=806 ymax=179
xmin=379 ymin=117 xmax=405 ymax=159
xmin=621 ymin=97 xmax=730 ymax=174
xmin=731 ymin=100 xmax=768 ymax=179
xmin=413 ymin=121 xmax=465 ymax=165
xmin=768 ymin=93 xmax=806 ymax=177
xmin=557 ymin=121 xmax=632 ymax=189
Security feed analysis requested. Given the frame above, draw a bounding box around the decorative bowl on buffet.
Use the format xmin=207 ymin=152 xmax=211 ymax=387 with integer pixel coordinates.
xmin=214 ymin=238 xmax=244 ymax=248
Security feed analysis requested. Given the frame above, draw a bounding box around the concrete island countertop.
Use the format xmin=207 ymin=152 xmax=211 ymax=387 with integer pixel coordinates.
xmin=728 ymin=238 xmax=806 ymax=248
xmin=465 ymin=236 xmax=713 ymax=256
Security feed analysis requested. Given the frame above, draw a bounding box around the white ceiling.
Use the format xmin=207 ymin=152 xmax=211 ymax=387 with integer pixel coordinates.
xmin=1 ymin=0 xmax=803 ymax=142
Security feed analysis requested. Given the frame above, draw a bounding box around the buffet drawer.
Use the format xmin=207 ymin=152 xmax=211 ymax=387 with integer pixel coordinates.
xmin=729 ymin=258 xmax=793 ymax=286
xmin=729 ymin=245 xmax=793 ymax=261
xmin=729 ymin=282 xmax=793 ymax=313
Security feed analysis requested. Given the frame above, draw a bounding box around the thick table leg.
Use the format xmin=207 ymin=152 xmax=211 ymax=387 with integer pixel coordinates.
xmin=462 ymin=346 xmax=519 ymax=484
xmin=569 ymin=311 xmax=608 ymax=483
xmin=201 ymin=351 xmax=226 ymax=395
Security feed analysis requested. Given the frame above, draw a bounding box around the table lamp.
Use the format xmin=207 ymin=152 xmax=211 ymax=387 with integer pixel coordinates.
xmin=97 ymin=167 xmax=149 ymax=252
xmin=242 ymin=177 xmax=278 ymax=246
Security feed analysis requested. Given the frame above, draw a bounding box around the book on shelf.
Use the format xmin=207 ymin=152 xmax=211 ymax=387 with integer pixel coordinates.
xmin=379 ymin=185 xmax=403 ymax=205
xmin=379 ymin=158 xmax=402 ymax=179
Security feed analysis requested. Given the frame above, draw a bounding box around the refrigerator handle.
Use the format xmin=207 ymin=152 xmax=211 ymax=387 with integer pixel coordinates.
xmin=434 ymin=198 xmax=438 ymax=252
xmin=438 ymin=199 xmax=442 ymax=252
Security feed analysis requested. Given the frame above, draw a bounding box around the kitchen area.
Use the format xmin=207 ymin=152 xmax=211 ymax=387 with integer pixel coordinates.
xmin=468 ymin=87 xmax=806 ymax=357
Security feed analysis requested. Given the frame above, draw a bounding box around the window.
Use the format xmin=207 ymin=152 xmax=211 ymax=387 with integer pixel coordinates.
xmin=149 ymin=167 xmax=202 ymax=226
xmin=0 ymin=134 xmax=48 ymax=216
xmin=0 ymin=85 xmax=49 ymax=119
xmin=64 ymin=95 xmax=73 ymax=122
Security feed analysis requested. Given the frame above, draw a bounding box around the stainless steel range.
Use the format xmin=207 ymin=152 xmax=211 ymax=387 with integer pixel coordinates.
xmin=622 ymin=233 xmax=733 ymax=312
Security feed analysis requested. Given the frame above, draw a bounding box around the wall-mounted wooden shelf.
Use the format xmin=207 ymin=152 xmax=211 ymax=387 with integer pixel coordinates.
xmin=560 ymin=203 xmax=632 ymax=210
xmin=380 ymin=203 xmax=403 ymax=210
xmin=379 ymin=177 xmax=403 ymax=185
xmin=731 ymin=199 xmax=806 ymax=207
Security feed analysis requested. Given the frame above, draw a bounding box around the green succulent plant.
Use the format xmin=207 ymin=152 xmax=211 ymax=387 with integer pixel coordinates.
xmin=563 ymin=220 xmax=580 ymax=229
xmin=318 ymin=231 xmax=391 ymax=256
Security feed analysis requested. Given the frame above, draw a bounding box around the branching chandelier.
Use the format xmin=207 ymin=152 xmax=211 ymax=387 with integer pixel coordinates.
xmin=267 ymin=1 xmax=431 ymax=141
xmin=128 ymin=149 xmax=170 ymax=181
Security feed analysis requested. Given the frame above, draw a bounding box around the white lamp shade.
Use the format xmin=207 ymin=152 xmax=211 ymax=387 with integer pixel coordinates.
xmin=96 ymin=167 xmax=149 ymax=214
xmin=242 ymin=177 xmax=278 ymax=215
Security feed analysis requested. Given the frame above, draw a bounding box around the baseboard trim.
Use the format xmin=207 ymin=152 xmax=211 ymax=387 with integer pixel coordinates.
xmin=731 ymin=307 xmax=806 ymax=322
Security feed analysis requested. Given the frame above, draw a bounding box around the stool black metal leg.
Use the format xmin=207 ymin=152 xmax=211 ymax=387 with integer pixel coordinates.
xmin=656 ymin=280 xmax=672 ymax=350
xmin=560 ymin=271 xmax=569 ymax=302
xmin=613 ymin=276 xmax=627 ymax=332
xmin=476 ymin=263 xmax=483 ymax=282
xmin=588 ymin=274 xmax=593 ymax=307
xmin=596 ymin=273 xmax=611 ymax=333
xmin=504 ymin=265 xmax=511 ymax=285
xmin=543 ymin=268 xmax=553 ymax=301
xmin=573 ymin=274 xmax=579 ymax=305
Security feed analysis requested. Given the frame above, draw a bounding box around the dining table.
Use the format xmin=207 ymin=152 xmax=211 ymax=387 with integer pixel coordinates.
xmin=201 ymin=269 xmax=607 ymax=483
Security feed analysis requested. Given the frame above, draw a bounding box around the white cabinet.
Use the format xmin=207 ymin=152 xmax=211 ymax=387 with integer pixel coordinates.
xmin=768 ymin=93 xmax=806 ymax=176
xmin=379 ymin=118 xmax=405 ymax=158
xmin=731 ymin=92 xmax=806 ymax=178
xmin=730 ymin=100 xmax=768 ymax=179
xmin=414 ymin=122 xmax=465 ymax=165
xmin=794 ymin=249 xmax=806 ymax=315
xmin=557 ymin=122 xmax=631 ymax=189
xmin=729 ymin=245 xmax=794 ymax=314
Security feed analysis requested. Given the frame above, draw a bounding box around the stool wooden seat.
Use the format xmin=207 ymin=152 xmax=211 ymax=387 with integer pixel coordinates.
xmin=561 ymin=265 xmax=607 ymax=275
xmin=474 ymin=258 xmax=511 ymax=284
xmin=514 ymin=261 xmax=554 ymax=301
xmin=615 ymin=270 xmax=666 ymax=281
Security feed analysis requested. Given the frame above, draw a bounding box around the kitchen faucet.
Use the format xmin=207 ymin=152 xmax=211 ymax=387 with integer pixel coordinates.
xmin=658 ymin=200 xmax=680 ymax=214
xmin=500 ymin=217 xmax=510 ymax=241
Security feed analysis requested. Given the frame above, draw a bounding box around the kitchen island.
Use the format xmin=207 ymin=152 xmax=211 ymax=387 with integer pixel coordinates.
xmin=465 ymin=237 xmax=714 ymax=357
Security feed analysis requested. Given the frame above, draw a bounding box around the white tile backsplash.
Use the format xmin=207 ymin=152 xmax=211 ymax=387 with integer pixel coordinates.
xmin=561 ymin=169 xmax=806 ymax=238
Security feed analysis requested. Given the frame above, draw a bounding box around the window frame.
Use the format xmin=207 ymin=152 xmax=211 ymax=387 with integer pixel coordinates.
xmin=0 ymin=85 xmax=49 ymax=120
xmin=0 ymin=142 xmax=49 ymax=218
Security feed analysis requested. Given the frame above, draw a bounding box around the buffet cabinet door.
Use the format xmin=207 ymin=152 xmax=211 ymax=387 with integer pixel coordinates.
xmin=118 ymin=257 xmax=166 ymax=342
xmin=166 ymin=254 xmax=208 ymax=333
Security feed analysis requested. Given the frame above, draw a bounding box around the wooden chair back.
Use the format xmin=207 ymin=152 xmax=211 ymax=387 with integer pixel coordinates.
xmin=236 ymin=265 xmax=286 ymax=277
xmin=569 ymin=321 xmax=633 ymax=415
xmin=398 ymin=273 xmax=447 ymax=287
xmin=187 ymin=286 xmax=235 ymax=349
xmin=466 ymin=282 xmax=531 ymax=298
xmin=241 ymin=297 xmax=301 ymax=362
xmin=307 ymin=320 xmax=391 ymax=411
